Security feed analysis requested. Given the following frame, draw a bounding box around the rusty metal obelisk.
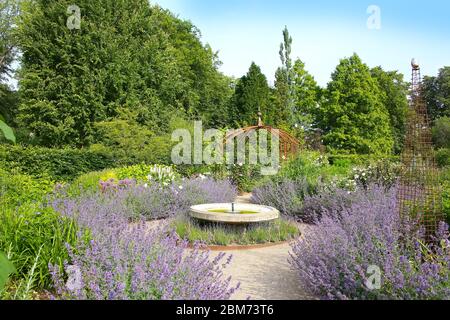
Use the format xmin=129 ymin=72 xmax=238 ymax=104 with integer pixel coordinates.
xmin=398 ymin=59 xmax=443 ymax=237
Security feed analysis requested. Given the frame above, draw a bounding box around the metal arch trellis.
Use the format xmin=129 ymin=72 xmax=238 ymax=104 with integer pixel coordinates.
xmin=224 ymin=112 xmax=300 ymax=162
xmin=398 ymin=60 xmax=443 ymax=238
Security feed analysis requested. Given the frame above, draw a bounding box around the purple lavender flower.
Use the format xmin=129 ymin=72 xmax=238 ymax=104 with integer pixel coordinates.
xmin=289 ymin=184 xmax=450 ymax=300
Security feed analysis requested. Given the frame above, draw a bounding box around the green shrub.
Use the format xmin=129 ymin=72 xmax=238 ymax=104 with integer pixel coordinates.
xmin=0 ymin=203 xmax=78 ymax=289
xmin=432 ymin=117 xmax=450 ymax=149
xmin=279 ymin=152 xmax=351 ymax=190
xmin=67 ymin=164 xmax=180 ymax=196
xmin=0 ymin=169 xmax=54 ymax=207
xmin=436 ymin=148 xmax=450 ymax=168
xmin=443 ymin=182 xmax=450 ymax=225
xmin=0 ymin=145 xmax=115 ymax=181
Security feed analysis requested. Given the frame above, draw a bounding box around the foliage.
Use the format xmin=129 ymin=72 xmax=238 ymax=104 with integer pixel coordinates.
xmin=432 ymin=117 xmax=450 ymax=149
xmin=290 ymin=185 xmax=450 ymax=300
xmin=116 ymin=164 xmax=178 ymax=185
xmin=436 ymin=148 xmax=450 ymax=168
xmin=370 ymin=67 xmax=409 ymax=154
xmin=229 ymin=62 xmax=270 ymax=126
xmin=423 ymin=67 xmax=450 ymax=121
xmin=292 ymin=59 xmax=321 ymax=130
xmin=0 ymin=168 xmax=54 ymax=207
xmin=348 ymin=160 xmax=402 ymax=190
xmin=0 ymin=118 xmax=15 ymax=143
xmin=1 ymin=247 xmax=46 ymax=300
xmin=443 ymin=181 xmax=450 ymax=225
xmin=273 ymin=26 xmax=294 ymax=126
xmin=0 ymin=251 xmax=15 ymax=292
xmin=0 ymin=0 xmax=18 ymax=83
xmin=0 ymin=145 xmax=115 ymax=181
xmin=251 ymin=179 xmax=309 ymax=219
xmin=316 ymin=54 xmax=394 ymax=155
xmin=0 ymin=203 xmax=78 ymax=289
xmin=56 ymin=177 xmax=237 ymax=221
xmin=173 ymin=216 xmax=300 ymax=246
xmin=227 ymin=163 xmax=264 ymax=193
xmin=16 ymin=0 xmax=231 ymax=147
xmin=278 ymin=152 xmax=350 ymax=189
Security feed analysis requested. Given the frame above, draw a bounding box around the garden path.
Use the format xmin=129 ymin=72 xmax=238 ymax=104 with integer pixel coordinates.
xmin=216 ymin=241 xmax=314 ymax=300
xmin=214 ymin=193 xmax=314 ymax=300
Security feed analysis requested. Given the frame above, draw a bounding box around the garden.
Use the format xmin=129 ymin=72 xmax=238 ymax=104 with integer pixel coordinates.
xmin=1 ymin=0 xmax=449 ymax=301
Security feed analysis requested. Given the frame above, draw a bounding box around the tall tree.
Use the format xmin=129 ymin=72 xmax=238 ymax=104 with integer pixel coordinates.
xmin=16 ymin=0 xmax=230 ymax=147
xmin=423 ymin=67 xmax=450 ymax=121
xmin=274 ymin=26 xmax=294 ymax=125
xmin=292 ymin=59 xmax=321 ymax=130
xmin=370 ymin=67 xmax=409 ymax=154
xmin=317 ymin=54 xmax=393 ymax=155
xmin=0 ymin=0 xmax=18 ymax=84
xmin=230 ymin=62 xmax=270 ymax=126
xmin=0 ymin=0 xmax=18 ymax=143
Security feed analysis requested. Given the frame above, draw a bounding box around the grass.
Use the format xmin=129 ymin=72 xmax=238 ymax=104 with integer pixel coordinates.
xmin=172 ymin=216 xmax=300 ymax=246
xmin=0 ymin=202 xmax=78 ymax=289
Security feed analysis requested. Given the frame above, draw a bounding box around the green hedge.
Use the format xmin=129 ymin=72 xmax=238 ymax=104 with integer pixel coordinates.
xmin=327 ymin=154 xmax=400 ymax=166
xmin=0 ymin=145 xmax=116 ymax=181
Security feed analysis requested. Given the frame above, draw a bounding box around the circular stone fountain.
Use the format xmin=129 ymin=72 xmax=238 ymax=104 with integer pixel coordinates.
xmin=189 ymin=203 xmax=279 ymax=225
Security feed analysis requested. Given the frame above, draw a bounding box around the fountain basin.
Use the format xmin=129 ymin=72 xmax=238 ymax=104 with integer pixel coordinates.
xmin=189 ymin=203 xmax=280 ymax=225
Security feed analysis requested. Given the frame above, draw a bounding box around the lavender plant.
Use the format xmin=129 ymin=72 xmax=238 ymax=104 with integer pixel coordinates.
xmin=55 ymin=177 xmax=238 ymax=221
xmin=290 ymin=185 xmax=450 ymax=300
xmin=251 ymin=179 xmax=309 ymax=219
xmin=50 ymin=183 xmax=239 ymax=300
xmin=301 ymin=184 xmax=374 ymax=222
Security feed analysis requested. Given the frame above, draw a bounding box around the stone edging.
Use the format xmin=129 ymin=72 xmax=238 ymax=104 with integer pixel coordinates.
xmin=189 ymin=239 xmax=299 ymax=252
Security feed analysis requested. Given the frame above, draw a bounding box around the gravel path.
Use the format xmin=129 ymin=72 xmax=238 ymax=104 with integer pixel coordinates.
xmin=216 ymin=242 xmax=314 ymax=300
xmin=213 ymin=194 xmax=314 ymax=300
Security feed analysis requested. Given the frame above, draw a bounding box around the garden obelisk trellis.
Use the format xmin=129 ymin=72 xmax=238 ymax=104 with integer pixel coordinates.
xmin=398 ymin=60 xmax=443 ymax=236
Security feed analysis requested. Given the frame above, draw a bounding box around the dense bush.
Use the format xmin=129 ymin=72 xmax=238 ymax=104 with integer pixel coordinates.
xmin=251 ymin=179 xmax=310 ymax=219
xmin=432 ymin=117 xmax=450 ymax=149
xmin=278 ymin=152 xmax=351 ymax=190
xmin=301 ymin=185 xmax=374 ymax=222
xmin=0 ymin=169 xmax=77 ymax=291
xmin=0 ymin=169 xmax=54 ymax=207
xmin=0 ymin=145 xmax=115 ymax=181
xmin=0 ymin=204 xmax=78 ymax=289
xmin=346 ymin=160 xmax=402 ymax=190
xmin=290 ymin=185 xmax=450 ymax=300
xmin=50 ymin=187 xmax=238 ymax=300
xmin=436 ymin=148 xmax=450 ymax=168
xmin=67 ymin=164 xmax=180 ymax=196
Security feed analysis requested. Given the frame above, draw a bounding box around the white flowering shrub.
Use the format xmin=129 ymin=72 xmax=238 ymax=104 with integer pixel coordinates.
xmin=147 ymin=164 xmax=178 ymax=186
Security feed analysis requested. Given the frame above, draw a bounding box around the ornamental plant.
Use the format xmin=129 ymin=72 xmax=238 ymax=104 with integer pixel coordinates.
xmin=50 ymin=190 xmax=239 ymax=300
xmin=290 ymin=185 xmax=450 ymax=300
xmin=251 ymin=179 xmax=309 ymax=219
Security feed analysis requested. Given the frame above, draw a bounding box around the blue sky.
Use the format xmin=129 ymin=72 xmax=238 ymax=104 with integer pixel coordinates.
xmin=154 ymin=0 xmax=450 ymax=86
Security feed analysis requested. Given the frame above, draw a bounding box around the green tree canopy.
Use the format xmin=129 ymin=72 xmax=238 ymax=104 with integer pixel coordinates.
xmin=370 ymin=66 xmax=409 ymax=154
xmin=16 ymin=0 xmax=231 ymax=147
xmin=432 ymin=116 xmax=450 ymax=149
xmin=230 ymin=62 xmax=270 ymax=126
xmin=423 ymin=66 xmax=450 ymax=121
xmin=273 ymin=26 xmax=294 ymax=126
xmin=292 ymin=59 xmax=321 ymax=130
xmin=317 ymin=54 xmax=394 ymax=155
